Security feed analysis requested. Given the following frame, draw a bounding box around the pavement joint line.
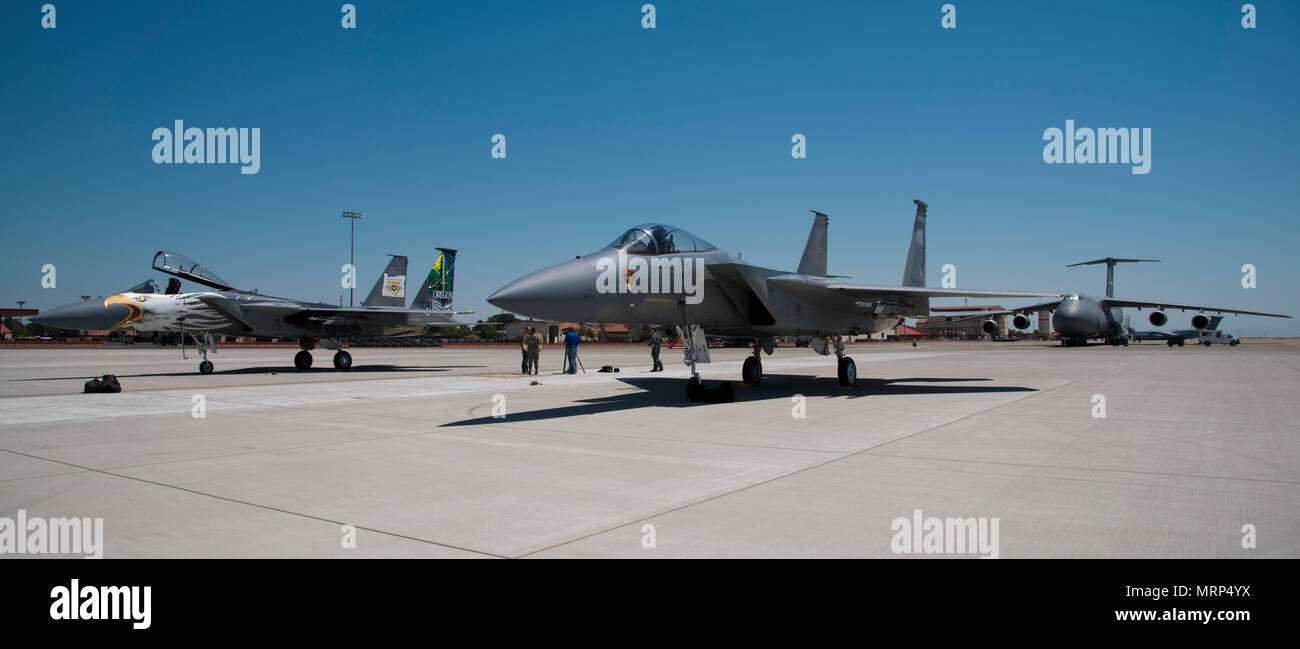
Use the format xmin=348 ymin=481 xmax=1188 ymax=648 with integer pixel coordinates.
xmin=1269 ymin=354 xmax=1300 ymax=374
xmin=512 ymin=355 xmax=1145 ymax=558
xmin=858 ymin=452 xmax=1300 ymax=487
xmin=0 ymin=447 xmax=509 ymax=559
xmin=0 ymin=369 xmax=494 ymax=399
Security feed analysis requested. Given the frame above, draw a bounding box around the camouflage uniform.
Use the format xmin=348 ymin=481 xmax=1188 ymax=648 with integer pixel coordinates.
xmin=524 ymin=331 xmax=543 ymax=374
xmin=649 ymin=330 xmax=663 ymax=372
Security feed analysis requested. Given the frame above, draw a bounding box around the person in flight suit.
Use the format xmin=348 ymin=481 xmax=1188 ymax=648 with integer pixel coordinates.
xmin=520 ymin=327 xmax=530 ymax=374
xmin=648 ymin=327 xmax=664 ymax=372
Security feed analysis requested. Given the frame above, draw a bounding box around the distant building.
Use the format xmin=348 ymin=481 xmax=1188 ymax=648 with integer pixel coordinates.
xmin=916 ymin=305 xmax=1010 ymax=339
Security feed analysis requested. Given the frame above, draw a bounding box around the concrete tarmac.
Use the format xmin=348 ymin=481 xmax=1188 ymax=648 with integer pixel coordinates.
xmin=1 ymin=339 xmax=1296 ymax=558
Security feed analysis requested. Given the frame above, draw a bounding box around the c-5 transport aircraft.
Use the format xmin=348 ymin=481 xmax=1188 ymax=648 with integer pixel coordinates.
xmin=946 ymin=257 xmax=1289 ymax=346
xmin=33 ymin=249 xmax=469 ymax=374
xmin=487 ymin=200 xmax=1059 ymax=399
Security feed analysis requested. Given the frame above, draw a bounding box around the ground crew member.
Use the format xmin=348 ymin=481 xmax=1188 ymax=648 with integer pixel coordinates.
xmin=520 ymin=327 xmax=530 ymax=373
xmin=648 ymin=327 xmax=664 ymax=372
xmin=524 ymin=327 xmax=543 ymax=374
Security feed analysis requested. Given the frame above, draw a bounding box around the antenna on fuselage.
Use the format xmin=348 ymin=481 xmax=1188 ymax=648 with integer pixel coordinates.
xmin=1066 ymin=257 xmax=1160 ymax=298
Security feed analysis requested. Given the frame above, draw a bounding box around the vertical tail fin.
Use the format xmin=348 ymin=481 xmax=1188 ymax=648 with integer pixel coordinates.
xmin=362 ymin=255 xmax=409 ymax=307
xmin=797 ymin=211 xmax=829 ymax=277
xmin=902 ymin=200 xmax=927 ymax=287
xmin=410 ymin=248 xmax=457 ymax=311
xmin=1065 ymin=258 xmax=1160 ymax=298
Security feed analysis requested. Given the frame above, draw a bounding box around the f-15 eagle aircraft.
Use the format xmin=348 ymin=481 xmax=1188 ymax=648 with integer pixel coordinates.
xmin=487 ymin=200 xmax=1058 ymax=400
xmin=943 ymin=258 xmax=1290 ymax=346
xmin=33 ymin=249 xmax=470 ymax=374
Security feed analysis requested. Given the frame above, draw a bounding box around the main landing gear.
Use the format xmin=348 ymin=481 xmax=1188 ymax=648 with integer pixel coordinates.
xmin=333 ymin=350 xmax=352 ymax=370
xmin=833 ymin=338 xmax=856 ymax=388
xmin=741 ymin=337 xmax=773 ymax=386
xmin=294 ymin=338 xmax=355 ymax=371
xmin=294 ymin=339 xmax=314 ymax=370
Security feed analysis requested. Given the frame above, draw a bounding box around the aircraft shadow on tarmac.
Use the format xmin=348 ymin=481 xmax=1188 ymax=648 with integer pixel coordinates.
xmin=14 ymin=364 xmax=489 ymax=381
xmin=441 ymin=374 xmax=1035 ymax=427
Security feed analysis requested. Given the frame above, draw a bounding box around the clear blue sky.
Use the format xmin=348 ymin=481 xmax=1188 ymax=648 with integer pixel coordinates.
xmin=4 ymin=1 xmax=1297 ymax=335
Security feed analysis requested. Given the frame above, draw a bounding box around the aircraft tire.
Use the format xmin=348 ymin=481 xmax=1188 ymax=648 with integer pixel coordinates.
xmin=294 ymin=350 xmax=313 ymax=370
xmin=837 ymin=357 xmax=857 ymax=387
xmin=199 ymin=360 xmax=214 ymax=375
xmin=742 ymin=356 xmax=762 ymax=386
xmin=333 ymin=350 xmax=353 ymax=370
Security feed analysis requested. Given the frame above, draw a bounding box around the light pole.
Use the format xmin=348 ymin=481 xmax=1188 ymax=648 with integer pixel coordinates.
xmin=15 ymin=301 xmax=25 ymax=326
xmin=341 ymin=211 xmax=366 ymax=306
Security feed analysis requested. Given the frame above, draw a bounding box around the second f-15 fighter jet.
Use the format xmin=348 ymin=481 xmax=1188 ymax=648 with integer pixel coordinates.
xmin=487 ymin=200 xmax=1058 ymax=399
xmin=33 ymin=250 xmax=469 ymax=374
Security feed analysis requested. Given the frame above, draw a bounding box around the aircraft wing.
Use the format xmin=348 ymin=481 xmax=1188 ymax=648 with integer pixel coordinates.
xmin=768 ymin=277 xmax=1057 ymax=302
xmin=922 ymin=299 xmax=1066 ymax=326
xmin=822 ymin=284 xmax=1059 ymax=300
xmin=197 ymin=296 xmax=470 ymax=326
xmin=1102 ymin=299 xmax=1291 ymax=319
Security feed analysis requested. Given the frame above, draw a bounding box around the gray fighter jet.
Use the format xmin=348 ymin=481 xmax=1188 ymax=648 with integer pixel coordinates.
xmin=32 ymin=249 xmax=469 ymax=374
xmin=947 ymin=258 xmax=1290 ymax=346
xmin=487 ymin=200 xmax=1059 ymax=399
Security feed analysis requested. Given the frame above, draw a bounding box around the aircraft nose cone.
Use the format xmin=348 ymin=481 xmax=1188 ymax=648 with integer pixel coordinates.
xmin=31 ymin=301 xmax=132 ymax=331
xmin=488 ymin=258 xmax=594 ymax=320
xmin=1051 ymin=301 xmax=1088 ymax=337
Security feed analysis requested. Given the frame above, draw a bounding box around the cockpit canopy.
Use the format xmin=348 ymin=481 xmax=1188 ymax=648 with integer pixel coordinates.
xmin=605 ymin=224 xmax=717 ymax=255
xmin=152 ymin=251 xmax=236 ymax=291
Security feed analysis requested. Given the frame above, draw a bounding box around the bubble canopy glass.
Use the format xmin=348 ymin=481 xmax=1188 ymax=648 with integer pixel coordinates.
xmin=605 ymin=224 xmax=717 ymax=254
xmin=152 ymin=251 xmax=235 ymax=290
